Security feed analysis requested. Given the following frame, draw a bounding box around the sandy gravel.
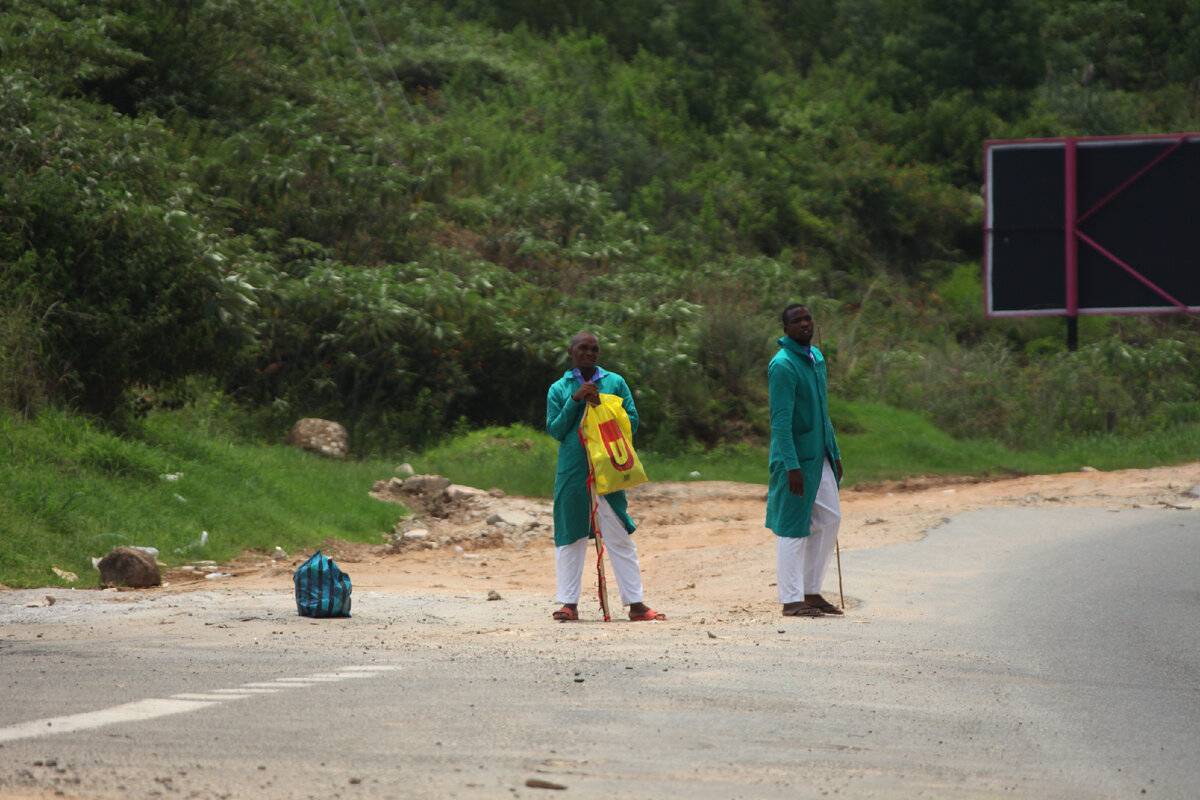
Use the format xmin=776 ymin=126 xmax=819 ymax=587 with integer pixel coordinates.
xmin=138 ymin=461 xmax=1200 ymax=615
xmin=3 ymin=463 xmax=1199 ymax=800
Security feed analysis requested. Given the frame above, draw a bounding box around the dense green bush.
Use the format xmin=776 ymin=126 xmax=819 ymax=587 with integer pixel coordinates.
xmin=222 ymin=258 xmax=563 ymax=451
xmin=0 ymin=78 xmax=251 ymax=416
xmin=3 ymin=0 xmax=1200 ymax=455
xmin=0 ymin=305 xmax=45 ymax=417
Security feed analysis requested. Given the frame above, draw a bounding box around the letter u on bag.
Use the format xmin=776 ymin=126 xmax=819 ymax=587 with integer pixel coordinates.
xmin=598 ymin=418 xmax=634 ymax=469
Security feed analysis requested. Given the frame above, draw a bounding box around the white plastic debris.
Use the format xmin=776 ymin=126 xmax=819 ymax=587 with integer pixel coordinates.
xmin=173 ymin=530 xmax=209 ymax=555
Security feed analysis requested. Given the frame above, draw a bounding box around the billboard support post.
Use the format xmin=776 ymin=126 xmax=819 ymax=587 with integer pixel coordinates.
xmin=1064 ymin=137 xmax=1079 ymax=351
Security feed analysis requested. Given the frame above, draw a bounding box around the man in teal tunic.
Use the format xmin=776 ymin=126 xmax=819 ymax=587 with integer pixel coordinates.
xmin=546 ymin=331 xmax=665 ymax=622
xmin=766 ymin=304 xmax=845 ymax=617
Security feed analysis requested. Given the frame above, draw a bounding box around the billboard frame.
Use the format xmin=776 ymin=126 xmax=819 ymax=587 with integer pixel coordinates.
xmin=984 ymin=132 xmax=1200 ymax=328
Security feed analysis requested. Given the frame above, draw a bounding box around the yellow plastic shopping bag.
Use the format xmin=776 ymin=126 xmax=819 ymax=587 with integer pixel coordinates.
xmin=579 ymin=393 xmax=648 ymax=495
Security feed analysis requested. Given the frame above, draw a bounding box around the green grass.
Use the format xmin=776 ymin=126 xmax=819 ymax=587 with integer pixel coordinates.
xmin=638 ymin=401 xmax=1005 ymax=485
xmin=832 ymin=400 xmax=1020 ymax=483
xmin=824 ymin=401 xmax=1200 ymax=483
xmin=0 ymin=408 xmax=403 ymax=589
xmin=405 ymin=399 xmax=1200 ymax=489
xmin=406 ymin=424 xmax=559 ymax=497
xmin=4 ymin=402 xmax=1198 ymax=589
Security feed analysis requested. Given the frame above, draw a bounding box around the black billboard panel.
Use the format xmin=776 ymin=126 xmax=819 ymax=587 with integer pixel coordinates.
xmin=989 ymin=230 xmax=1064 ymax=312
xmin=985 ymin=134 xmax=1200 ymax=317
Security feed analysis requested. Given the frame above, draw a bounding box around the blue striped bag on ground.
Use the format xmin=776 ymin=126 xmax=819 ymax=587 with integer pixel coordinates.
xmin=293 ymin=550 xmax=352 ymax=617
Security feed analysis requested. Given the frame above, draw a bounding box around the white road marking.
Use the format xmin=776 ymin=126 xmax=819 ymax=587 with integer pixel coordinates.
xmin=0 ymin=699 xmax=215 ymax=743
xmin=0 ymin=666 xmax=400 ymax=743
xmin=242 ymin=682 xmax=302 ymax=688
xmin=311 ymin=672 xmax=376 ymax=679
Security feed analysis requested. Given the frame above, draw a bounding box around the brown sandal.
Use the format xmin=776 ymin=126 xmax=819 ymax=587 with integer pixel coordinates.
xmin=804 ymin=594 xmax=844 ymax=615
xmin=552 ymin=605 xmax=579 ymax=621
xmin=782 ymin=604 xmax=823 ymax=617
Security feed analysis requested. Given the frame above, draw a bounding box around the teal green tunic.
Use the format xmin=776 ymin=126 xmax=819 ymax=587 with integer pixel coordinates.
xmin=546 ymin=368 xmax=638 ymax=547
xmin=765 ymin=336 xmax=841 ymax=538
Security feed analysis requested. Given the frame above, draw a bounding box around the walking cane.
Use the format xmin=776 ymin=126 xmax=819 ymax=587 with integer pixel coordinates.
xmin=816 ymin=326 xmax=846 ymax=611
xmin=581 ymin=404 xmax=612 ymax=621
xmin=835 ymin=539 xmax=844 ymax=610
xmin=593 ymin=520 xmax=611 ymax=622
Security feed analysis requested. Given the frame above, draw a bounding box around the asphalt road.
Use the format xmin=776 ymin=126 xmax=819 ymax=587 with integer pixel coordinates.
xmin=1 ymin=506 xmax=1197 ymax=799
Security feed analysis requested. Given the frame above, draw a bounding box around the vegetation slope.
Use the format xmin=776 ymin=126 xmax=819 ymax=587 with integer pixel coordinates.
xmin=3 ymin=0 xmax=1200 ymax=586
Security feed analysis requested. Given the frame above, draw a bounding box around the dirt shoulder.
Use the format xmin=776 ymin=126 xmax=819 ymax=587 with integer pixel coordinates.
xmin=5 ymin=464 xmax=1196 ymax=800
xmin=145 ymin=462 xmax=1200 ymax=612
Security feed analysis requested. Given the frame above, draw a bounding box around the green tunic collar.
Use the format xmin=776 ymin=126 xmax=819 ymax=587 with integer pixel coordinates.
xmin=777 ymin=336 xmax=822 ymax=365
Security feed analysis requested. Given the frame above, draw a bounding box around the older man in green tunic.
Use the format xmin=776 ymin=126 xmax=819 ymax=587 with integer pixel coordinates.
xmin=766 ymin=304 xmax=844 ymax=617
xmin=546 ymin=330 xmax=665 ymax=622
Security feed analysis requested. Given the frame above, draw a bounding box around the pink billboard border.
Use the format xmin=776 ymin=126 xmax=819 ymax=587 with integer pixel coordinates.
xmin=984 ymin=132 xmax=1200 ymax=319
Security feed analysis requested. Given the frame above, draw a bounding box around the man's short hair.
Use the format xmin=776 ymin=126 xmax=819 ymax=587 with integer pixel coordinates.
xmin=781 ymin=303 xmax=807 ymax=326
xmin=569 ymin=330 xmax=596 ymax=351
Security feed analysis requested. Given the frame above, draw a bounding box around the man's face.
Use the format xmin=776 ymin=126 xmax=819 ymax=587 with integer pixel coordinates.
xmin=569 ymin=334 xmax=599 ymax=370
xmin=783 ymin=306 xmax=814 ymax=345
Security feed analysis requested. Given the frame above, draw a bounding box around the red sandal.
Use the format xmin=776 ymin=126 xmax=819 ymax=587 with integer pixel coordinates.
xmin=552 ymin=605 xmax=579 ymax=621
xmin=629 ymin=607 xmax=666 ymax=621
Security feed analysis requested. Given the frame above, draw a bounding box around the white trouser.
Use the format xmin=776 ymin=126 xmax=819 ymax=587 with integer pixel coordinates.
xmin=556 ymin=495 xmax=644 ymax=606
xmin=776 ymin=458 xmax=841 ymax=603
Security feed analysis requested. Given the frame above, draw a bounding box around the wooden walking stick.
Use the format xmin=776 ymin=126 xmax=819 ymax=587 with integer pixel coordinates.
xmin=816 ymin=325 xmax=846 ymax=611
xmin=593 ymin=515 xmax=611 ymax=621
xmin=580 ymin=403 xmax=612 ymax=621
xmin=836 ymin=539 xmax=844 ymax=610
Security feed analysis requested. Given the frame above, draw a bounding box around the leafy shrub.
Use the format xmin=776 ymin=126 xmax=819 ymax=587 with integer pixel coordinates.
xmin=4 ymin=0 xmax=1200 ymax=461
xmin=0 ymin=81 xmax=250 ymax=417
xmin=224 ymin=259 xmax=562 ymax=452
xmin=0 ymin=306 xmax=45 ymax=417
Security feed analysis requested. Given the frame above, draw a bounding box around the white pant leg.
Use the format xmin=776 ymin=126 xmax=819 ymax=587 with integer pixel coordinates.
xmin=804 ymin=458 xmax=842 ymax=594
xmin=776 ymin=458 xmax=841 ymax=603
xmin=554 ymin=496 xmax=644 ymax=606
xmin=555 ymin=536 xmax=589 ymax=604
xmin=595 ymin=495 xmax=644 ymax=606
xmin=776 ymin=535 xmax=806 ymax=604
